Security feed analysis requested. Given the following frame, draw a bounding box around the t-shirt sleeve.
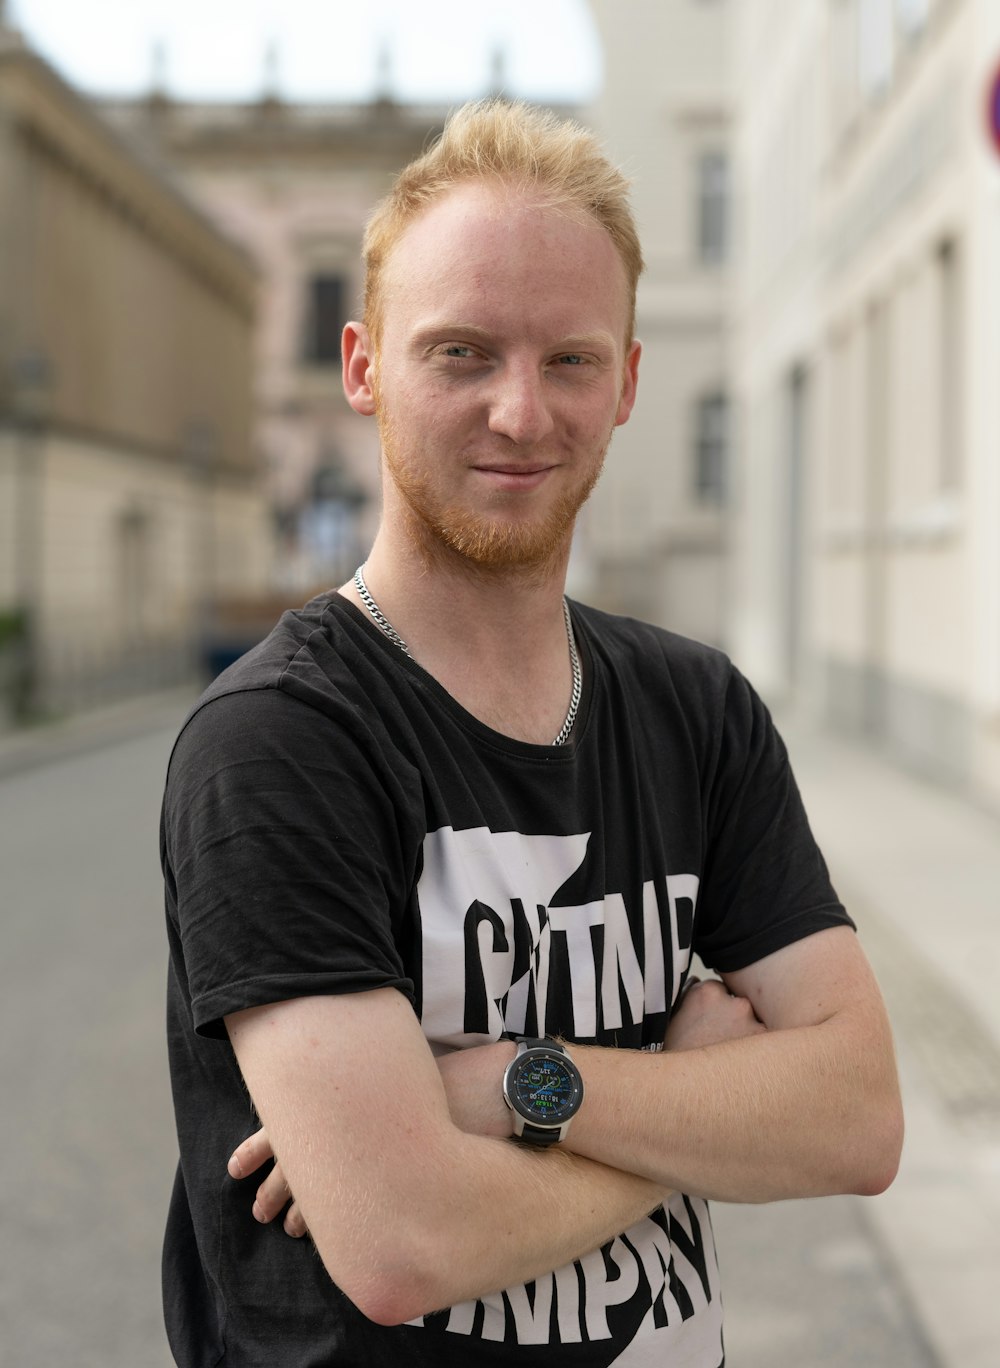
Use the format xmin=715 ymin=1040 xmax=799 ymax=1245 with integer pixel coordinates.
xmin=162 ymin=686 xmax=416 ymax=1038
xmin=692 ymin=664 xmax=853 ymax=972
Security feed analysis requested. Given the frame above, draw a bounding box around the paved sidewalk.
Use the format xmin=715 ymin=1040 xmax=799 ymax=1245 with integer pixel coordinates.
xmin=0 ymin=686 xmax=197 ymax=778
xmin=781 ymin=720 xmax=1000 ymax=1368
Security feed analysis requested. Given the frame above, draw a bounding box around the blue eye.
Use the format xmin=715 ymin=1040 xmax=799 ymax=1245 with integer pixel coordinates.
xmin=558 ymin=354 xmax=585 ymax=366
xmin=443 ymin=345 xmax=474 ymax=358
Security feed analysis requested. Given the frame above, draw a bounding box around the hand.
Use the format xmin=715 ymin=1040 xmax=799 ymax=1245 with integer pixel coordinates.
xmin=664 ymin=977 xmax=767 ymax=1052
xmin=228 ymin=1131 xmax=308 ymax=1238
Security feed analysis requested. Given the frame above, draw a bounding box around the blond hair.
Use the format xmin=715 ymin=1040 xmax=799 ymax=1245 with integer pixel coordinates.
xmin=362 ymin=99 xmax=643 ymax=349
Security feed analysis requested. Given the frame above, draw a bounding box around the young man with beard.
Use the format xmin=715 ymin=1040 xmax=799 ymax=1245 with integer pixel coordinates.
xmin=160 ymin=100 xmax=902 ymax=1367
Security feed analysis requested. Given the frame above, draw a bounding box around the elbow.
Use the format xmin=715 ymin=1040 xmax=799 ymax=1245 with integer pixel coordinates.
xmin=853 ymin=1159 xmax=899 ymax=1199
xmin=353 ymin=1287 xmax=429 ymax=1330
xmin=316 ymin=1228 xmax=452 ymax=1328
xmin=861 ymin=1137 xmax=904 ymax=1199
xmin=850 ymin=1094 xmax=904 ymax=1198
xmin=352 ymin=1274 xmax=443 ymax=1330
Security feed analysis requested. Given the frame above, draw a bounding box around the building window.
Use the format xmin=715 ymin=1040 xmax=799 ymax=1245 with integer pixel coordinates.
xmin=696 ymin=152 xmax=728 ymax=265
xmin=694 ymin=392 xmax=728 ymax=504
xmin=302 ymin=274 xmax=345 ymax=366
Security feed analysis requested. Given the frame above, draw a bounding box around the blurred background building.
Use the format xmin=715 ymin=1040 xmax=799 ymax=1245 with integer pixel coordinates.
xmin=728 ymin=0 xmax=1000 ymax=813
xmin=0 ymin=14 xmax=267 ymax=721
xmin=3 ymin=0 xmax=1000 ymax=821
xmin=582 ymin=0 xmax=731 ymax=645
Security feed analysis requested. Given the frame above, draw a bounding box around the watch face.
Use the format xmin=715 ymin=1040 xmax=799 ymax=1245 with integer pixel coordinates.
xmin=509 ymin=1051 xmax=582 ymax=1126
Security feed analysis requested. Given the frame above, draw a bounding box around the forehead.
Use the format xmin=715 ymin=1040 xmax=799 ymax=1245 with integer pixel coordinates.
xmin=378 ymin=182 xmax=629 ymax=344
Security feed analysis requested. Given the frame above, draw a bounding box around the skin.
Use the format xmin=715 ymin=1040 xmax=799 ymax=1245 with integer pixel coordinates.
xmin=224 ymin=181 xmax=904 ymax=1325
xmin=337 ymin=181 xmax=641 ymax=745
xmin=232 ymin=976 xmax=767 ymax=1238
xmin=362 ymin=182 xmax=639 ymax=576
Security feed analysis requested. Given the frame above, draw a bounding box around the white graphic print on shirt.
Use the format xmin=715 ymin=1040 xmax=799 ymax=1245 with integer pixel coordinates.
xmin=410 ymin=825 xmax=723 ymax=1364
xmin=418 ymin=825 xmax=698 ymax=1047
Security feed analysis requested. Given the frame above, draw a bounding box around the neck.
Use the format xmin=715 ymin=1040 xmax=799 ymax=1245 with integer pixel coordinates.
xmin=342 ymin=530 xmax=580 ymax=745
xmin=358 ymin=517 xmax=572 ymax=635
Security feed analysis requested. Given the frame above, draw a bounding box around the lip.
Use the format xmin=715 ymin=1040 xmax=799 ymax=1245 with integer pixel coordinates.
xmin=473 ymin=462 xmax=556 ymax=491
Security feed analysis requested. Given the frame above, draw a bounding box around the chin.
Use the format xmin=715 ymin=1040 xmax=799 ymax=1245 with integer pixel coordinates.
xmin=413 ymin=500 xmax=584 ymax=576
xmin=407 ymin=475 xmax=601 ymax=574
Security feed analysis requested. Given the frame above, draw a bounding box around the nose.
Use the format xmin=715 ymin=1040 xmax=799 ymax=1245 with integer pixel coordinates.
xmin=486 ymin=363 xmax=555 ymax=446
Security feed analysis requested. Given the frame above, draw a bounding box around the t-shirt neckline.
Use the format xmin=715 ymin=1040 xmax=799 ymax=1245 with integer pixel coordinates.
xmin=325 ymin=591 xmax=595 ymax=760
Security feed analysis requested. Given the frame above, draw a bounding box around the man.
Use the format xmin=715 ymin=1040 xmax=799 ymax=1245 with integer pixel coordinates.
xmin=161 ymin=100 xmax=902 ymax=1366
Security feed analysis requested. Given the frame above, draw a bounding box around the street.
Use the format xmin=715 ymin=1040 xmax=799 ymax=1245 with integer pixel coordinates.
xmin=1 ymin=723 xmax=178 ymax=1368
xmin=0 ymin=708 xmax=950 ymax=1366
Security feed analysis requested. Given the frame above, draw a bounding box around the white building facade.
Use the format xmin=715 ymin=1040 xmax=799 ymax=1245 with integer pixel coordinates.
xmin=729 ymin=0 xmax=1000 ymax=812
xmin=584 ymin=0 xmax=732 ymax=644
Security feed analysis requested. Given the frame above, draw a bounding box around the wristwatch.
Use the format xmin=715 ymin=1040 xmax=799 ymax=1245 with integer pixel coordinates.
xmin=502 ymin=1037 xmax=585 ymax=1146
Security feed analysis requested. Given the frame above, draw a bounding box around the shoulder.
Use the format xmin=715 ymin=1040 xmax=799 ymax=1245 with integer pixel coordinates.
xmin=165 ymin=592 xmax=407 ymax=804
xmin=572 ymin=600 xmax=780 ymax=787
xmin=572 ymin=600 xmax=737 ymax=708
xmin=174 ymin=590 xmax=394 ymax=746
xmin=191 ymin=590 xmax=344 ymax=707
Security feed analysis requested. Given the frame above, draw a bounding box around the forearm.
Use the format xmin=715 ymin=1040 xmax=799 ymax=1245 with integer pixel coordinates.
xmin=228 ymin=990 xmax=667 ymax=1328
xmin=568 ymin=1010 xmax=901 ymax=1202
xmin=433 ymin=931 xmax=902 ymax=1206
xmin=297 ymin=1129 xmax=666 ymax=1325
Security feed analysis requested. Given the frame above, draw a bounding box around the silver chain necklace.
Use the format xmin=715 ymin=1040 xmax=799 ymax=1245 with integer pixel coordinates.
xmin=353 ymin=565 xmax=582 ymax=746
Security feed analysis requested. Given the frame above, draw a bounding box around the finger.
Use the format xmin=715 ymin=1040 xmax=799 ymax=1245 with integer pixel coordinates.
xmin=731 ymin=993 xmax=765 ymax=1023
xmin=283 ymin=1202 xmax=309 ymax=1239
xmin=682 ymin=977 xmax=727 ymax=1004
xmin=252 ymin=1165 xmax=292 ymax=1224
xmin=228 ymin=1127 xmax=275 ymax=1180
xmin=724 ymin=997 xmax=767 ymax=1039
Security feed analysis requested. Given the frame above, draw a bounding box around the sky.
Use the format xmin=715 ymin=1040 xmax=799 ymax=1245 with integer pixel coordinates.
xmin=6 ymin=0 xmax=603 ymax=105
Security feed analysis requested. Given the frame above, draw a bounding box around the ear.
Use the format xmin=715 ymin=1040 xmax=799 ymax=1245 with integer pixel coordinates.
xmin=614 ymin=339 xmax=642 ymax=427
xmin=343 ymin=322 xmax=377 ymax=416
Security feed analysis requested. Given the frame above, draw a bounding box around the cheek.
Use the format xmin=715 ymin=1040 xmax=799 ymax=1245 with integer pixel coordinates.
xmin=382 ymin=392 xmax=470 ymax=471
xmin=558 ymin=386 xmax=623 ymax=442
xmin=410 ymin=388 xmax=478 ymax=444
xmin=571 ymin=413 xmax=616 ymax=453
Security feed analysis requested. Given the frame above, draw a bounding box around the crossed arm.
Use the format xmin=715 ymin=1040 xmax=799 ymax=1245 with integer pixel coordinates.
xmin=225 ymin=926 xmax=902 ymax=1325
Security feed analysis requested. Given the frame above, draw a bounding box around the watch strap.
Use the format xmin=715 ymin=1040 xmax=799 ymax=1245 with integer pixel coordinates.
xmin=516 ymin=1036 xmax=561 ymax=1053
xmin=517 ymin=1118 xmax=563 ymax=1146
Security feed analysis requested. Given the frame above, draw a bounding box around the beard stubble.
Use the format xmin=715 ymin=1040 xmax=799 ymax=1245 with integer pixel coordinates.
xmin=376 ymin=400 xmax=611 ymax=576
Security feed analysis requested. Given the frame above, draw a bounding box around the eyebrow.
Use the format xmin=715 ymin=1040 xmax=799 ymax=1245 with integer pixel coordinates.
xmin=411 ymin=323 xmax=619 ymax=354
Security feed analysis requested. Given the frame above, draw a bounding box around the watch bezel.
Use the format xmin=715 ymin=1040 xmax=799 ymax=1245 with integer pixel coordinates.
xmin=502 ymin=1041 xmax=584 ymax=1134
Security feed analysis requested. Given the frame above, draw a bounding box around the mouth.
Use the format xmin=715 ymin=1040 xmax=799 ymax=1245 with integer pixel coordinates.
xmin=473 ymin=460 xmax=558 ymax=486
xmin=473 ymin=464 xmax=555 ymax=493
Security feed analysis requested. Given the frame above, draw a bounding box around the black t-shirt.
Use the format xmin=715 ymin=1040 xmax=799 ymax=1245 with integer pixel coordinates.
xmin=160 ymin=592 xmax=851 ymax=1367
